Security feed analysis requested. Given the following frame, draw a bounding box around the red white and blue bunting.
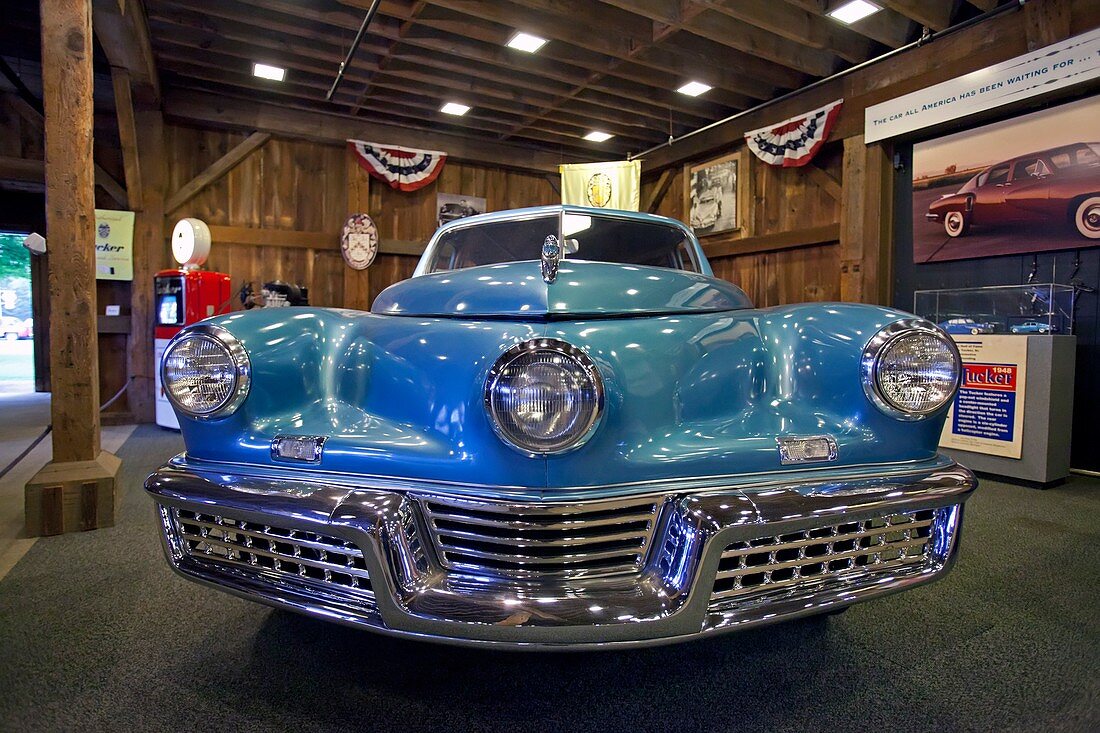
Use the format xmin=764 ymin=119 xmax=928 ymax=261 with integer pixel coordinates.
xmin=347 ymin=139 xmax=447 ymax=192
xmin=744 ymin=99 xmax=843 ymax=168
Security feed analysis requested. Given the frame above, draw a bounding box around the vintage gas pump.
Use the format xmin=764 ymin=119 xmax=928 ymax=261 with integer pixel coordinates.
xmin=154 ymin=218 xmax=232 ymax=429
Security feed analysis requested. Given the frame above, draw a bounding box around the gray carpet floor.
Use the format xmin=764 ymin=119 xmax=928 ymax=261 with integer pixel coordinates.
xmin=1 ymin=424 xmax=1098 ymax=732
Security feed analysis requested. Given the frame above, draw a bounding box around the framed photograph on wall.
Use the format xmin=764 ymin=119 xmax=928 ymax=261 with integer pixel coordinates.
xmin=685 ymin=151 xmax=741 ymax=236
xmin=911 ymin=94 xmax=1100 ymax=263
xmin=436 ymin=193 xmax=487 ymax=229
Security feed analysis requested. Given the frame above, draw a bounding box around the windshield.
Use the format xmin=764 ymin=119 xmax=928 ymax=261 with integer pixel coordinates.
xmin=423 ymin=211 xmax=702 ymax=274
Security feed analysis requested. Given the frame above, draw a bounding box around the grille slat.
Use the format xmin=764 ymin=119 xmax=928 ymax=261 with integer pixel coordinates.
xmin=433 ymin=526 xmax=652 ymax=549
xmin=421 ymin=496 xmax=662 ymax=578
xmin=179 ymin=516 xmax=364 ymax=558
xmin=170 ymin=508 xmax=372 ymax=596
xmin=425 ymin=508 xmax=658 ymax=531
xmin=711 ymin=509 xmax=940 ymax=604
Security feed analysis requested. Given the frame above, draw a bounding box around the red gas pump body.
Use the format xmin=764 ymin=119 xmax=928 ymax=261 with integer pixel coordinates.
xmin=154 ymin=269 xmax=232 ymax=428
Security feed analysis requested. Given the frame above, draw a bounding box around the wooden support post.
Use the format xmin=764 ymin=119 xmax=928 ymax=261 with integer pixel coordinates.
xmin=111 ymin=68 xmax=143 ymax=212
xmin=344 ymin=154 xmax=373 ymax=310
xmin=127 ymin=107 xmax=168 ymax=423
xmin=25 ymin=0 xmax=120 ymax=536
xmin=839 ymin=135 xmax=893 ymax=305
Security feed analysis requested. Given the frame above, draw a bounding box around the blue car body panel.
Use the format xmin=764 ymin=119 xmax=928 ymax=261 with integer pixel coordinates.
xmin=178 ymin=295 xmax=939 ymax=498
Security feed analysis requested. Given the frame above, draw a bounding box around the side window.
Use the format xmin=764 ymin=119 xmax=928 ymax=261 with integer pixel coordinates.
xmin=985 ymin=165 xmax=1010 ymax=185
xmin=1050 ymin=152 xmax=1073 ymax=169
xmin=1077 ymin=146 xmax=1100 ymax=166
xmin=1015 ymin=159 xmax=1050 ymax=180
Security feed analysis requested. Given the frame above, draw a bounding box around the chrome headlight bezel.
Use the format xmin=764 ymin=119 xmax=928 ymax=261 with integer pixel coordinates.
xmin=861 ymin=319 xmax=961 ymax=421
xmin=484 ymin=338 xmax=605 ymax=456
xmin=161 ymin=324 xmax=251 ymax=420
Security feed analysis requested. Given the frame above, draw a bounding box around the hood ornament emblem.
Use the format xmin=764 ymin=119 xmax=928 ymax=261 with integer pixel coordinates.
xmin=541 ymin=234 xmax=560 ymax=284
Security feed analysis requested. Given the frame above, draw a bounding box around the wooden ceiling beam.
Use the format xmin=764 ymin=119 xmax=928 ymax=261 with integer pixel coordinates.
xmin=160 ymin=88 xmax=596 ymax=173
xmin=697 ymin=0 xmax=881 ymax=64
xmin=92 ymin=0 xmax=161 ymax=105
xmin=151 ymin=1 xmax=724 ymax=128
xmin=403 ymin=6 xmax=781 ymax=99
xmin=878 ymin=0 xmax=955 ymax=31
xmin=231 ymin=0 xmax=753 ymax=106
xmin=165 ymin=77 xmax=625 ymax=157
xmin=0 ymin=154 xmax=45 ymax=183
xmin=155 ymin=59 xmax=647 ymax=155
xmin=784 ymin=0 xmax=916 ymax=48
xmin=153 ymin=47 xmax=670 ymax=145
xmin=592 ymin=0 xmax=840 ymax=77
xmin=0 ymin=62 xmax=128 ymax=207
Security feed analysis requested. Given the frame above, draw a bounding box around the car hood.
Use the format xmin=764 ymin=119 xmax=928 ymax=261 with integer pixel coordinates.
xmin=371 ymin=260 xmax=752 ymax=319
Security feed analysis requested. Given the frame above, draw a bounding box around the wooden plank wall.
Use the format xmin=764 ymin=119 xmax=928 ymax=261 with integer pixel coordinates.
xmin=166 ymin=124 xmax=559 ymax=312
xmin=642 ymin=143 xmax=842 ymax=308
xmin=165 ymin=125 xmax=348 ymax=308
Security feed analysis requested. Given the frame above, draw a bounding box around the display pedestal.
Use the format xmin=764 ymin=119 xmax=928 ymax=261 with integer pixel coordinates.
xmin=943 ymin=335 xmax=1075 ymax=485
xmin=24 ymin=451 xmax=122 ymax=536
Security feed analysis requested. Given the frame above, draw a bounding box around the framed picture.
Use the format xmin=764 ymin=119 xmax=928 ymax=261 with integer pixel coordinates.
xmin=911 ymin=95 xmax=1100 ymax=263
xmin=436 ymin=193 xmax=487 ymax=229
xmin=685 ymin=151 xmax=742 ymax=236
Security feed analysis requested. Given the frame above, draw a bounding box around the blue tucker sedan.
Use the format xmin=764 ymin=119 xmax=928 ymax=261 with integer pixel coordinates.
xmin=147 ymin=206 xmax=976 ymax=649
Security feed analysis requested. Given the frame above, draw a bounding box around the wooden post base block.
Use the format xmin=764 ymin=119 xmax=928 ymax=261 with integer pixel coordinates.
xmin=24 ymin=451 xmax=122 ymax=537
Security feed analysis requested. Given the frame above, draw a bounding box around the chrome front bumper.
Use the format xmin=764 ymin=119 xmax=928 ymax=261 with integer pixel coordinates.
xmin=145 ymin=457 xmax=976 ymax=649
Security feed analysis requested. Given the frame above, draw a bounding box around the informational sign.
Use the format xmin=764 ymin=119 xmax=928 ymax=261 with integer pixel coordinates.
xmin=865 ymin=27 xmax=1100 ymax=143
xmin=940 ymin=335 xmax=1027 ymax=459
xmin=94 ymin=209 xmax=135 ymax=281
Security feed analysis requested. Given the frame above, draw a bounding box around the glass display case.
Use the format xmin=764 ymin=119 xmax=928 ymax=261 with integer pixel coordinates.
xmin=913 ymin=283 xmax=1075 ymax=335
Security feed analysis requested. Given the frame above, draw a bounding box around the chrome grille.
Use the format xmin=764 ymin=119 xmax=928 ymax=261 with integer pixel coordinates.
xmin=419 ymin=495 xmax=663 ymax=578
xmin=167 ymin=507 xmax=372 ymax=596
xmin=711 ymin=508 xmax=941 ymax=604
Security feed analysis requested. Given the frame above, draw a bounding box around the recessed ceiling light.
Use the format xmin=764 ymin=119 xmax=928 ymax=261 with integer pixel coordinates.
xmin=441 ymin=102 xmax=471 ymax=116
xmin=252 ymin=62 xmax=286 ymax=82
xmin=584 ymin=131 xmax=613 ymax=142
xmin=827 ymin=0 xmax=881 ymax=24
xmin=506 ymin=31 xmax=548 ymax=53
xmin=677 ymin=81 xmax=712 ymax=97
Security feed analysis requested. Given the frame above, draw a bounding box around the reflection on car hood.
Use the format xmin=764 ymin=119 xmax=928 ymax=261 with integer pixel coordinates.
xmin=371 ymin=260 xmax=752 ymax=319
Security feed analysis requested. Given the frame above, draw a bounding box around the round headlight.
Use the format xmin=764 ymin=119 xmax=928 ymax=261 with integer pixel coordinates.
xmin=862 ymin=320 xmax=960 ymax=419
xmin=162 ymin=325 xmax=250 ymax=419
xmin=486 ymin=339 xmax=604 ymax=454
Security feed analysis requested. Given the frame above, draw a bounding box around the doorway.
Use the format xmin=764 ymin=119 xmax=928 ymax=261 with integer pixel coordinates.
xmin=0 ymin=231 xmax=34 ymax=396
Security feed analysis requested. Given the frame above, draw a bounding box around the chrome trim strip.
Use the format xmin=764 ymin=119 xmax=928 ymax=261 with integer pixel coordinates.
xmin=165 ymin=451 xmax=959 ymax=500
xmin=146 ymin=459 xmax=976 ymax=649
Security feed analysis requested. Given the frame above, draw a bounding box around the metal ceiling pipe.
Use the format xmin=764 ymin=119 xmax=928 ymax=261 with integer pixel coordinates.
xmin=327 ymin=0 xmax=382 ymax=102
xmin=630 ymin=0 xmax=1025 ymax=161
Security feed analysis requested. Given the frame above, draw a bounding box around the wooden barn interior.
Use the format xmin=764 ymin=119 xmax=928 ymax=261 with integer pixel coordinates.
xmin=1 ymin=1 xmax=1099 ymax=729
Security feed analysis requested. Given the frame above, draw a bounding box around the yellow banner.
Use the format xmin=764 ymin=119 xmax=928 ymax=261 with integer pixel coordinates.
xmin=559 ymin=160 xmax=640 ymax=211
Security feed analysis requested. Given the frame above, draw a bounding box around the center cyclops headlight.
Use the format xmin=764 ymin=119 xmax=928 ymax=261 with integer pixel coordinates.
xmin=161 ymin=324 xmax=250 ymax=419
xmin=486 ymin=339 xmax=604 ymax=454
xmin=862 ymin=319 xmax=960 ymax=420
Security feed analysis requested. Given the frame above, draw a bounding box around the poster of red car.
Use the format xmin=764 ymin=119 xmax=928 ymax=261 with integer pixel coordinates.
xmin=912 ymin=95 xmax=1100 ymax=263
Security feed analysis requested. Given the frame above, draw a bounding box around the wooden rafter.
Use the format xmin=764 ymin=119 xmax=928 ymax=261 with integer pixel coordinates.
xmin=784 ymin=0 xmax=916 ymax=48
xmin=878 ymin=0 xmax=955 ymax=31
